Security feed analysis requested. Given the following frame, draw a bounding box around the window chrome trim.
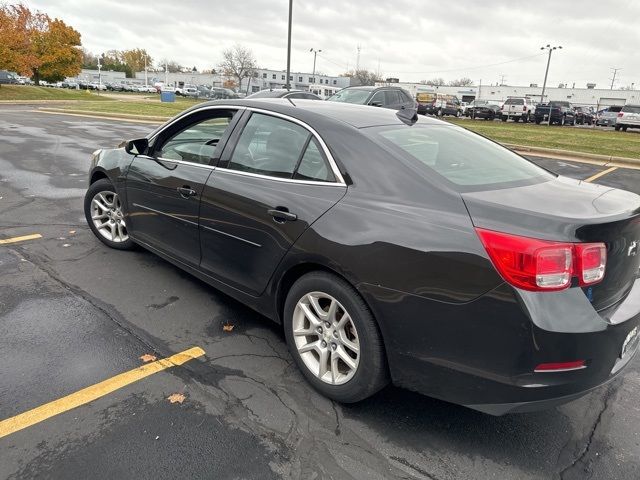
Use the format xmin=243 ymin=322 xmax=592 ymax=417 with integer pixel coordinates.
xmin=147 ymin=104 xmax=347 ymax=186
xmin=212 ymin=166 xmax=345 ymax=187
xmin=200 ymin=224 xmax=262 ymax=248
xmin=136 ymin=155 xmax=217 ymax=170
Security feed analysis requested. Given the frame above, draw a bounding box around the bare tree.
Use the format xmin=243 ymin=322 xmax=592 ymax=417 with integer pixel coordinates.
xmin=341 ymin=69 xmax=383 ymax=86
xmin=158 ymin=59 xmax=182 ymax=73
xmin=448 ymin=77 xmax=473 ymax=87
xmin=424 ymin=77 xmax=446 ymax=86
xmin=219 ymin=44 xmax=258 ymax=92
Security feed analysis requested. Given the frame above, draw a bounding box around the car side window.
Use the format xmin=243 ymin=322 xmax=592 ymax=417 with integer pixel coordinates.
xmin=294 ymin=138 xmax=335 ymax=182
xmin=369 ymin=91 xmax=385 ymax=106
xmin=157 ymin=112 xmax=235 ymax=164
xmin=385 ymin=90 xmax=401 ymax=105
xmin=227 ymin=113 xmax=310 ymax=179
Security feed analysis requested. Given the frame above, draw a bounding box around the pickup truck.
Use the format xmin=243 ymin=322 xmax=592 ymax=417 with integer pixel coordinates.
xmin=500 ymin=97 xmax=536 ymax=122
xmin=534 ymin=101 xmax=575 ymax=125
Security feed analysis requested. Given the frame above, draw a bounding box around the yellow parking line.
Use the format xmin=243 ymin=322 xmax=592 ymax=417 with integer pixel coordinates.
xmin=0 ymin=233 xmax=42 ymax=245
xmin=584 ymin=166 xmax=618 ymax=183
xmin=0 ymin=346 xmax=205 ymax=439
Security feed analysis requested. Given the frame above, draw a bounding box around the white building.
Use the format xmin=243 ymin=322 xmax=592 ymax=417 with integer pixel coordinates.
xmin=378 ymin=82 xmax=639 ymax=108
xmin=245 ymin=68 xmax=350 ymax=93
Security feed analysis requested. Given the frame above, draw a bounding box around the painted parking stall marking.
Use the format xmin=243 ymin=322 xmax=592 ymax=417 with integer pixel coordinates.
xmin=0 ymin=233 xmax=42 ymax=245
xmin=0 ymin=346 xmax=205 ymax=439
xmin=584 ymin=166 xmax=619 ymax=183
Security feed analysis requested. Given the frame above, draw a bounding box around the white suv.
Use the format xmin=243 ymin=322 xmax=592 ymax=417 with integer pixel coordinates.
xmin=500 ymin=97 xmax=536 ymax=123
xmin=615 ymin=104 xmax=640 ymax=132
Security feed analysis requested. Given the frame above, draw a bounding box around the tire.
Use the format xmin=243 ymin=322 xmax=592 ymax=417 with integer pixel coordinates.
xmin=535 ymin=118 xmax=541 ymax=124
xmin=561 ymin=116 xmax=566 ymax=126
xmin=522 ymin=113 xmax=529 ymax=123
xmin=615 ymin=125 xmax=621 ymax=131
xmin=622 ymin=126 xmax=628 ymax=132
xmin=455 ymin=110 xmax=461 ymax=118
xmin=514 ymin=116 xmax=520 ymax=122
xmin=437 ymin=108 xmax=443 ymax=117
xmin=283 ymin=271 xmax=389 ymax=403
xmin=84 ymin=178 xmax=135 ymax=250
xmin=501 ymin=116 xmax=508 ymax=122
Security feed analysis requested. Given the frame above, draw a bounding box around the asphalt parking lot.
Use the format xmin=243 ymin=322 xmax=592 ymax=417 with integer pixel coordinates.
xmin=1 ymin=107 xmax=639 ymax=480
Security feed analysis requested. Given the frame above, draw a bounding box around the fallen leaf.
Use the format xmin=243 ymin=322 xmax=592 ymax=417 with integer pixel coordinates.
xmin=167 ymin=393 xmax=186 ymax=404
xmin=223 ymin=323 xmax=234 ymax=332
xmin=139 ymin=353 xmax=157 ymax=363
xmin=69 ymin=230 xmax=76 ymax=234
xmin=62 ymin=244 xmax=71 ymax=247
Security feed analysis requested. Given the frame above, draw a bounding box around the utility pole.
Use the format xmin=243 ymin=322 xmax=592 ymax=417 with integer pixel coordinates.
xmin=97 ymin=58 xmax=102 ymax=93
xmin=356 ymin=45 xmax=361 ymax=71
xmin=540 ymin=44 xmax=562 ymax=124
xmin=144 ymin=54 xmax=148 ymax=86
xmin=609 ymin=67 xmax=621 ymax=90
xmin=310 ymin=48 xmax=321 ymax=78
xmin=499 ymin=74 xmax=506 ymax=86
xmin=164 ymin=61 xmax=168 ymax=85
xmin=285 ymin=0 xmax=292 ymax=90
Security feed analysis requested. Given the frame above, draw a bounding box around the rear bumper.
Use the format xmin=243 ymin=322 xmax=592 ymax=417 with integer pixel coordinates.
xmin=360 ymin=278 xmax=640 ymax=415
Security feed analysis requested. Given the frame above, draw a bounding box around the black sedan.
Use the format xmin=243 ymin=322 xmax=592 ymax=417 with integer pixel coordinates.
xmin=84 ymin=99 xmax=640 ymax=415
xmin=469 ymin=103 xmax=501 ymax=120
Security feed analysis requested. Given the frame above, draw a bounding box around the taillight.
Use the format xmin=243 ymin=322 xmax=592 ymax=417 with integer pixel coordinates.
xmin=475 ymin=228 xmax=606 ymax=292
xmin=534 ymin=360 xmax=586 ymax=372
xmin=617 ymin=112 xmax=624 ymax=117
xmin=523 ymin=106 xmax=527 ymax=112
xmin=575 ymin=243 xmax=606 ymax=285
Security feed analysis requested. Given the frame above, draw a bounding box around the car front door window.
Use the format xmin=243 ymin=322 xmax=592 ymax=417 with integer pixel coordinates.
xmin=157 ymin=114 xmax=234 ymax=165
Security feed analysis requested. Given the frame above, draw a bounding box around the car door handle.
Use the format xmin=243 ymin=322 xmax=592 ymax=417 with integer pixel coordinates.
xmin=177 ymin=186 xmax=197 ymax=198
xmin=268 ymin=208 xmax=297 ymax=222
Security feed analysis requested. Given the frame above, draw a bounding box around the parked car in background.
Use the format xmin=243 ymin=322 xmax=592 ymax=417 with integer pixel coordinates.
xmin=327 ymin=86 xmax=416 ymax=111
xmin=246 ymin=89 xmax=321 ymax=100
xmin=416 ymin=92 xmax=461 ymax=117
xmin=596 ymin=106 xmax=622 ymax=127
xmin=500 ymin=97 xmax=536 ymax=122
xmin=84 ymin=99 xmax=640 ymax=415
xmin=209 ymin=88 xmax=240 ymax=99
xmin=615 ymin=104 xmax=640 ymax=132
xmin=469 ymin=103 xmax=501 ymax=120
xmin=534 ymin=101 xmax=575 ymax=125
xmin=0 ymin=70 xmax=18 ymax=84
xmin=182 ymin=85 xmax=199 ymax=98
xmin=574 ymin=106 xmax=595 ymax=125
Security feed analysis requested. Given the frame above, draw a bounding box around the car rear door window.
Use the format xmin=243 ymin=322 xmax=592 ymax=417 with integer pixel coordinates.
xmin=227 ymin=113 xmax=310 ymax=179
xmin=384 ymin=90 xmax=401 ymax=106
xmin=369 ymin=91 xmax=385 ymax=106
xmin=623 ymin=106 xmax=640 ymax=113
xmin=293 ymin=138 xmax=335 ymax=182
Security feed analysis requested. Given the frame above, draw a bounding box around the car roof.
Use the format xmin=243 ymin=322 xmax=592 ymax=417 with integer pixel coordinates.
xmin=185 ymin=98 xmax=442 ymax=129
xmin=246 ymin=89 xmax=307 ymax=98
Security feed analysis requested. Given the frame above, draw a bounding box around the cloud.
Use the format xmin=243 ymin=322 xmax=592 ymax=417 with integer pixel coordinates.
xmin=25 ymin=0 xmax=640 ymax=88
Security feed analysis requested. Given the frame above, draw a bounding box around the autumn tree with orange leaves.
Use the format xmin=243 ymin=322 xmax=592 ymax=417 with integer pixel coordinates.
xmin=0 ymin=4 xmax=82 ymax=84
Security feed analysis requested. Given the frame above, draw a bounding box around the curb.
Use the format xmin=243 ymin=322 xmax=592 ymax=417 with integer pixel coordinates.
xmin=504 ymin=143 xmax=640 ymax=168
xmin=38 ymin=108 xmax=169 ymax=124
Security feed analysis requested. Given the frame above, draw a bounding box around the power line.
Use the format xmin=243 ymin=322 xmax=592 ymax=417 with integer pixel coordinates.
xmin=316 ymin=51 xmax=546 ymax=76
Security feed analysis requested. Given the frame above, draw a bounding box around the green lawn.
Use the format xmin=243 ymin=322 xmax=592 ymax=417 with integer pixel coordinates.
xmin=0 ymin=85 xmax=109 ymax=101
xmin=52 ymin=98 xmax=202 ymax=118
xmin=449 ymin=118 xmax=640 ymax=159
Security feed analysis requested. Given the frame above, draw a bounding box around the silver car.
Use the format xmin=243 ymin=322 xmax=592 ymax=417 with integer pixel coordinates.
xmin=596 ymin=106 xmax=622 ymax=126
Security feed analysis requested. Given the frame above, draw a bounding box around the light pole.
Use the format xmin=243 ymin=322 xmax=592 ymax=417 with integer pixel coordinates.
xmin=540 ymin=44 xmax=562 ymax=113
xmin=285 ymin=0 xmax=292 ymax=90
xmin=97 ymin=58 xmax=102 ymax=93
xmin=310 ymin=48 xmax=321 ymax=79
xmin=144 ymin=54 xmax=148 ymax=86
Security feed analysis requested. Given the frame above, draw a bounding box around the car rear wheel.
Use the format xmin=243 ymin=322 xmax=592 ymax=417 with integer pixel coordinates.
xmin=615 ymin=125 xmax=621 ymax=131
xmin=84 ymin=178 xmax=135 ymax=250
xmin=284 ymin=271 xmax=389 ymax=403
xmin=501 ymin=116 xmax=508 ymax=122
xmin=622 ymin=126 xmax=628 ymax=132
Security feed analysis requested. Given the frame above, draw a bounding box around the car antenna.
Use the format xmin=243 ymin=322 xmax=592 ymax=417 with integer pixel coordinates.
xmin=287 ymin=97 xmax=297 ymax=107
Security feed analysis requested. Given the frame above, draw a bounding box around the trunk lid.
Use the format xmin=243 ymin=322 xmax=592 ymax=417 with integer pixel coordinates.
xmin=462 ymin=176 xmax=640 ymax=311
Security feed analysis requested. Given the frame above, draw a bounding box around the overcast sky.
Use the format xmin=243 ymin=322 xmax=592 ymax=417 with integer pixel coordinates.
xmin=25 ymin=0 xmax=639 ymax=88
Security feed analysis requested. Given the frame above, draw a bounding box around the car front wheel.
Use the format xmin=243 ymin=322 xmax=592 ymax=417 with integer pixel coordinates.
xmin=84 ymin=178 xmax=135 ymax=250
xmin=284 ymin=271 xmax=389 ymax=403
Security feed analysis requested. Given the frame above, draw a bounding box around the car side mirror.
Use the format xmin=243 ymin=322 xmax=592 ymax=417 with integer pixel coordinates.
xmin=370 ymin=101 xmax=383 ymax=107
xmin=124 ymin=138 xmax=149 ymax=155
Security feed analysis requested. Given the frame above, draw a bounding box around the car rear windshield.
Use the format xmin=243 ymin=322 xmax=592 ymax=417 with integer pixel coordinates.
xmin=622 ymin=105 xmax=640 ymax=113
xmin=327 ymin=89 xmax=371 ymax=104
xmin=365 ymin=124 xmax=553 ymax=191
xmin=506 ymin=98 xmax=524 ymax=105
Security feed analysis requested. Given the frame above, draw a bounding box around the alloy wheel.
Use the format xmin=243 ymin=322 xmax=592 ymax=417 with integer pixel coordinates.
xmin=292 ymin=292 xmax=360 ymax=385
xmin=90 ymin=190 xmax=128 ymax=243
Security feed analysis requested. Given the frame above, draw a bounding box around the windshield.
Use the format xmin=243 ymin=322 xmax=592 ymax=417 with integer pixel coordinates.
xmin=327 ymin=89 xmax=372 ymax=104
xmin=364 ymin=124 xmax=553 ymax=191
